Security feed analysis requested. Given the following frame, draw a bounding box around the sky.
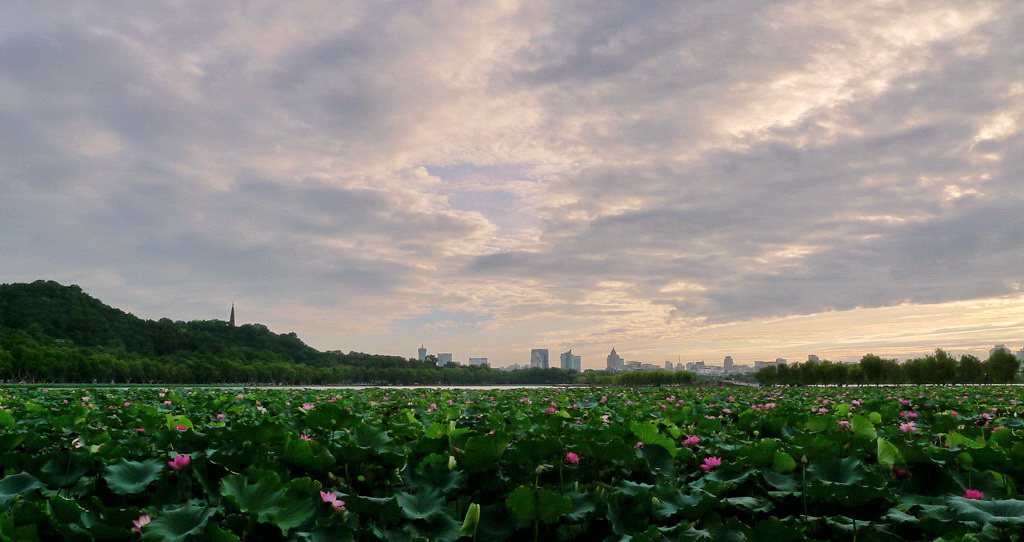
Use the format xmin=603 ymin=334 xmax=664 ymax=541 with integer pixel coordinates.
xmin=2 ymin=1 xmax=1023 ymax=369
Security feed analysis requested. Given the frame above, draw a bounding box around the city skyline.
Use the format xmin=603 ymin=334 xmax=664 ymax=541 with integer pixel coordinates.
xmin=409 ymin=343 xmax=1024 ymax=371
xmin=2 ymin=2 xmax=1023 ymax=368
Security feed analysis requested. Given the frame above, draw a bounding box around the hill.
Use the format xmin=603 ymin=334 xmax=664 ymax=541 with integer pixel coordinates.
xmin=0 ymin=280 xmax=320 ymax=362
xmin=0 ymin=280 xmax=576 ymax=385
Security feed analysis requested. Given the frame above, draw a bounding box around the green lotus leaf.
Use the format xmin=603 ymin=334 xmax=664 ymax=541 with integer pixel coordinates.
xmin=142 ymin=502 xmax=216 ymax=541
xmin=457 ymin=503 xmax=480 ymax=538
xmin=807 ymin=457 xmax=864 ymax=486
xmin=566 ymin=490 xmax=596 ymax=522
xmin=506 ymin=485 xmax=571 ymax=524
xmin=725 ymin=496 xmax=772 ymax=513
xmin=39 ymin=452 xmax=92 ymax=488
xmin=751 ymin=517 xmax=803 ymax=541
xmin=745 ymin=438 xmax=780 ymax=468
xmin=606 ymin=492 xmax=652 ymax=536
xmin=771 ymin=452 xmax=797 ymax=473
xmin=282 ymin=437 xmax=335 ymax=473
xmin=947 ymin=432 xmax=985 ymax=449
xmin=876 ymin=438 xmax=902 ymax=470
xmin=407 ymin=461 xmax=464 ymax=494
xmin=948 ymin=497 xmax=1024 ymax=527
xmin=103 ymin=458 xmax=164 ymax=494
xmin=220 ymin=473 xmax=286 ymax=523
xmin=396 ymin=488 xmax=447 ymax=520
xmin=353 ymin=423 xmax=394 ymax=452
xmin=851 ymin=414 xmax=876 ymax=439
xmin=0 ymin=409 xmax=15 ymax=429
xmin=165 ymin=414 xmax=193 ymax=431
xmin=461 ymin=433 xmax=510 ymax=472
xmin=0 ymin=472 xmax=42 ymax=501
xmin=267 ymin=494 xmax=316 ymax=535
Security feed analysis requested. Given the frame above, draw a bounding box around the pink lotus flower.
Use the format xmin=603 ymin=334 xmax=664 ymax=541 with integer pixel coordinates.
xmin=838 ymin=420 xmax=851 ymax=428
xmin=301 ymin=403 xmax=315 ymax=411
xmin=300 ymin=434 xmax=312 ymax=441
xmin=964 ymin=489 xmax=984 ymax=500
xmin=682 ymin=436 xmax=701 ymax=447
xmin=175 ymin=424 xmax=188 ymax=431
xmin=565 ymin=452 xmax=580 ymax=464
xmin=216 ymin=413 xmax=226 ymax=420
xmin=320 ymin=491 xmax=345 ymax=512
xmin=701 ymin=456 xmax=723 ymax=472
xmin=131 ymin=514 xmax=151 ymax=533
xmin=899 ymin=422 xmax=917 ymax=433
xmin=546 ymin=407 xmax=556 ymax=414
xmin=892 ymin=466 xmax=911 ymax=479
xmin=167 ymin=454 xmax=191 ymax=471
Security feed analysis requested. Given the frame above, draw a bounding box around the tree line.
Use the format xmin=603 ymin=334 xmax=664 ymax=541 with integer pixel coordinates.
xmin=754 ymin=349 xmax=1021 ymax=386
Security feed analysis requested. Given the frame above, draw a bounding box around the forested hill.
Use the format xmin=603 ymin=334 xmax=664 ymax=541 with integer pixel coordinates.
xmin=0 ymin=280 xmax=321 ymax=363
xmin=0 ymin=280 xmax=576 ymax=385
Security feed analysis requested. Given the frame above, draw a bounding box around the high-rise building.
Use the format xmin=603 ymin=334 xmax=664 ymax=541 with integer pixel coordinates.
xmin=530 ymin=349 xmax=550 ymax=369
xmin=991 ymin=344 xmax=1012 ymax=357
xmin=418 ymin=345 xmax=427 ymax=363
xmin=468 ymin=357 xmax=488 ymax=367
xmin=560 ymin=349 xmax=575 ymax=371
xmin=606 ymin=348 xmax=624 ymax=372
xmin=572 ymin=355 xmax=582 ymax=372
xmin=808 ymin=355 xmax=821 ymax=362
xmin=438 ymin=353 xmax=453 ymax=365
xmin=723 ymin=356 xmax=734 ymax=372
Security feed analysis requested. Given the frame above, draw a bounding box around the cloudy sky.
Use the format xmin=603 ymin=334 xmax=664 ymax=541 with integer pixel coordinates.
xmin=2 ymin=1 xmax=1023 ymax=368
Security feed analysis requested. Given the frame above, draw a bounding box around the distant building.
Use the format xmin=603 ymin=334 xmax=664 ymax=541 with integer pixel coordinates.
xmin=808 ymin=354 xmax=821 ymax=362
xmin=694 ymin=364 xmax=724 ymax=376
xmin=606 ymin=348 xmax=625 ymax=372
xmin=229 ymin=303 xmax=235 ymax=327
xmin=438 ymin=353 xmax=453 ymax=365
xmin=776 ymin=358 xmax=788 ymax=364
xmin=468 ymin=357 xmax=488 ymax=367
xmin=723 ymin=356 xmax=734 ymax=372
xmin=572 ymin=355 xmax=582 ymax=371
xmin=530 ymin=349 xmax=549 ymax=369
xmin=1017 ymin=348 xmax=1024 ymax=363
xmin=501 ymin=363 xmax=529 ymax=371
xmin=560 ymin=349 xmax=575 ymax=371
xmin=665 ymin=361 xmax=674 ymax=370
xmin=418 ymin=345 xmax=427 ymax=363
xmin=991 ymin=344 xmax=1012 ymax=357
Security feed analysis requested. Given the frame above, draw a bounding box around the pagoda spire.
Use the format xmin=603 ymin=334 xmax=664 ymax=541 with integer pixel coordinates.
xmin=229 ymin=302 xmax=235 ymax=328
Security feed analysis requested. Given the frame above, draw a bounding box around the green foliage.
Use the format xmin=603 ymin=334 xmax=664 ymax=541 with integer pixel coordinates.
xmin=103 ymin=458 xmax=164 ymax=494
xmin=1 ymin=383 xmax=1024 ymax=540
xmin=756 ymin=348 xmax=1020 ymax=385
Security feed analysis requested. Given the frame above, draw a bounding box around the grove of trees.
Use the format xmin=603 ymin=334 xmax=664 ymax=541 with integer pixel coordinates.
xmin=754 ymin=348 xmax=1021 ymax=386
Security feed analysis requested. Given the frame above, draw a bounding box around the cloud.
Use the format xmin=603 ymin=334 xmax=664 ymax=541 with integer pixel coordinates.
xmin=1 ymin=1 xmax=1022 ymax=362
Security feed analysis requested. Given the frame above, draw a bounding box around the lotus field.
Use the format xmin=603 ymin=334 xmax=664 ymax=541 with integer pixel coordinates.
xmin=2 ymin=386 xmax=1024 ymax=541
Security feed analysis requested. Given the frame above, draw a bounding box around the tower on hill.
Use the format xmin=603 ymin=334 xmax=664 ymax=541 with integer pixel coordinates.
xmin=229 ymin=303 xmax=235 ymax=327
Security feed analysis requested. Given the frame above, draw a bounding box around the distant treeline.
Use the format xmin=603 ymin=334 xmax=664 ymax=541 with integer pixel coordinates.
xmin=755 ymin=349 xmax=1021 ymax=386
xmin=0 ymin=280 xmax=582 ymax=385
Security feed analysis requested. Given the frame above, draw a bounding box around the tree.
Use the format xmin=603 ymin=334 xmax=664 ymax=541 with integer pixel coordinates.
xmin=985 ymin=350 xmax=1020 ymax=384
